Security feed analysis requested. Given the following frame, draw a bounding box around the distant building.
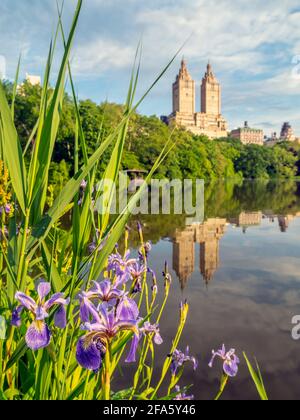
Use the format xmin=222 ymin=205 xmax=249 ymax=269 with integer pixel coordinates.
xmin=166 ymin=60 xmax=228 ymax=139
xmin=230 ymin=121 xmax=264 ymax=146
xmin=229 ymin=212 xmax=262 ymax=234
xmin=265 ymin=132 xmax=279 ymax=147
xmin=280 ymin=122 xmax=295 ymax=142
xmin=17 ymin=73 xmax=41 ymax=95
xmin=265 ymin=123 xmax=300 ymax=146
xmin=26 ymin=73 xmax=41 ymax=86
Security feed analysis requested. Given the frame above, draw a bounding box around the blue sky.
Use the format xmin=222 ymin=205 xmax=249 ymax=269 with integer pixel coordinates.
xmin=0 ymin=0 xmax=300 ymax=136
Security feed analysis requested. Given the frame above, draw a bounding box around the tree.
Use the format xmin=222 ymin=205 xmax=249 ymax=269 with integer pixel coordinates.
xmin=234 ymin=145 xmax=270 ymax=179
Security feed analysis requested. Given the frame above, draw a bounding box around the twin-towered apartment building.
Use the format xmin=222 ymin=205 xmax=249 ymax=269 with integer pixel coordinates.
xmin=166 ymin=59 xmax=229 ymax=140
xmin=164 ymin=60 xmax=266 ymax=145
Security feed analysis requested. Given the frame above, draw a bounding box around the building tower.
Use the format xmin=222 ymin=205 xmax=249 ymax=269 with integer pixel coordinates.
xmin=280 ymin=122 xmax=295 ymax=142
xmin=172 ymin=58 xmax=195 ymax=115
xmin=201 ymin=63 xmax=221 ymax=116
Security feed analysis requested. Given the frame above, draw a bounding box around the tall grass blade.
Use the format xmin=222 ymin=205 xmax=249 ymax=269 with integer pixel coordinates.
xmin=0 ymin=83 xmax=27 ymax=215
xmin=11 ymin=54 xmax=21 ymax=120
xmin=30 ymin=0 xmax=83 ymax=221
xmin=243 ymin=353 xmax=268 ymax=400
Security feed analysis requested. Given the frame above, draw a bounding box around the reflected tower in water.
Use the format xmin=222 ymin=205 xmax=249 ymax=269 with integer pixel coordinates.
xmin=173 ymin=219 xmax=226 ymax=288
xmin=278 ymin=215 xmax=296 ymax=232
xmin=229 ymin=211 xmax=262 ymax=233
xmin=171 ymin=207 xmax=300 ymax=289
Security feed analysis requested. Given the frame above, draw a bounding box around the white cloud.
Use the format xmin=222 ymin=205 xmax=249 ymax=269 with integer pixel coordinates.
xmin=72 ymin=38 xmax=135 ymax=78
xmin=135 ymin=0 xmax=300 ymax=73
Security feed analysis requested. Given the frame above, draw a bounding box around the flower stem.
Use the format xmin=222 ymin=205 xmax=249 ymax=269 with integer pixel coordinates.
xmin=103 ymin=342 xmax=111 ymax=400
xmin=150 ymin=303 xmax=189 ymax=400
xmin=215 ymin=374 xmax=229 ymax=401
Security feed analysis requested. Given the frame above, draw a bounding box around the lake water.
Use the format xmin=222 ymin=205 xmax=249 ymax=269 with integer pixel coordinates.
xmin=117 ymin=180 xmax=300 ymax=400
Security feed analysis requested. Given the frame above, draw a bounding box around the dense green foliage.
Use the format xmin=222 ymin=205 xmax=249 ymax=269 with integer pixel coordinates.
xmin=3 ymin=80 xmax=300 ymax=194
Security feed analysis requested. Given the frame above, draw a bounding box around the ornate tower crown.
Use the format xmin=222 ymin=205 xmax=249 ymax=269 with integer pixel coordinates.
xmin=203 ymin=62 xmax=217 ymax=82
xmin=172 ymin=58 xmax=195 ymax=115
xmin=201 ymin=61 xmax=221 ymax=115
xmin=177 ymin=58 xmax=192 ymax=81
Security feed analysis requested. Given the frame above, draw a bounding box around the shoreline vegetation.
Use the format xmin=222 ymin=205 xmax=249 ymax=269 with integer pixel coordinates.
xmin=2 ymin=80 xmax=300 ymax=199
xmin=0 ymin=0 xmax=269 ymax=401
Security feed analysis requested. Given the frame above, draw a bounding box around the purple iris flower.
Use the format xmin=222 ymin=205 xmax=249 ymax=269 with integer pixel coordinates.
xmin=140 ymin=322 xmax=163 ymax=345
xmin=148 ymin=268 xmax=158 ymax=294
xmin=209 ymin=344 xmax=240 ymax=378
xmin=129 ymin=261 xmax=146 ymax=279
xmin=12 ymin=282 xmax=70 ymax=351
xmin=76 ymin=301 xmax=140 ymax=371
xmin=138 ymin=241 xmax=152 ymax=262
xmin=171 ymin=347 xmax=198 ymax=376
xmin=163 ymin=262 xmax=172 ymax=288
xmin=173 ymin=386 xmax=194 ymax=401
xmin=78 ymin=280 xmax=125 ymax=322
xmin=117 ymin=295 xmax=139 ymax=321
xmin=89 ymin=280 xmax=124 ymax=303
xmin=78 ymin=180 xmax=88 ymax=206
xmin=88 ymin=242 xmax=97 ymax=254
xmin=80 ymin=180 xmax=87 ymax=190
xmin=4 ymin=204 xmax=11 ymax=214
xmin=88 ymin=230 xmax=106 ymax=255
xmin=129 ymin=261 xmax=146 ymax=293
xmin=107 ymin=250 xmax=137 ymax=287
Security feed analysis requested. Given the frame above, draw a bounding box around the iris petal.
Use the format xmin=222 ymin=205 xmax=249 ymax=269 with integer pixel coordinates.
xmin=116 ymin=297 xmax=139 ymax=321
xmin=37 ymin=282 xmax=51 ymax=301
xmin=80 ymin=299 xmax=90 ymax=323
xmin=100 ymin=280 xmax=111 ymax=297
xmin=80 ymin=297 xmax=100 ymax=323
xmin=35 ymin=305 xmax=49 ymax=321
xmin=15 ymin=292 xmax=37 ymax=312
xmin=11 ymin=306 xmax=23 ymax=327
xmin=25 ymin=321 xmax=51 ymax=351
xmin=115 ymin=272 xmax=131 ymax=288
xmin=154 ymin=332 xmax=163 ymax=345
xmin=223 ymin=361 xmax=238 ymax=377
xmin=76 ymin=336 xmax=104 ymax=371
xmin=44 ymin=293 xmax=65 ymax=310
xmin=54 ymin=305 xmax=67 ymax=329
xmin=125 ymin=334 xmax=140 ymax=363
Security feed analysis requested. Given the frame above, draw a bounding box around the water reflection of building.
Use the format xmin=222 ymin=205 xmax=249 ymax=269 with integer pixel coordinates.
xmin=172 ymin=212 xmax=300 ymax=289
xmin=264 ymin=212 xmax=300 ymax=232
xmin=229 ymin=211 xmax=262 ymax=233
xmin=231 ymin=211 xmax=300 ymax=233
xmin=278 ymin=215 xmax=297 ymax=232
xmin=173 ymin=218 xmax=226 ymax=288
